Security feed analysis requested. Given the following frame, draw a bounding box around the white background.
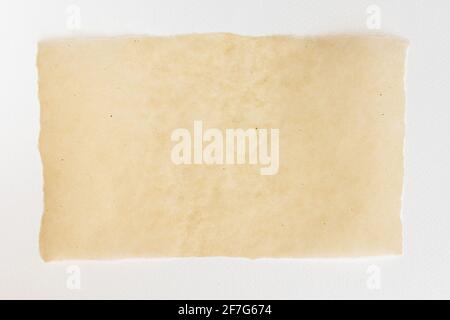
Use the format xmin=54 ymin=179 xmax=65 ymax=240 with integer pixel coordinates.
xmin=0 ymin=0 xmax=449 ymax=299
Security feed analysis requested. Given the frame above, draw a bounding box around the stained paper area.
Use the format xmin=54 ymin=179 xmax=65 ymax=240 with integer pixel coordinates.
xmin=38 ymin=34 xmax=407 ymax=261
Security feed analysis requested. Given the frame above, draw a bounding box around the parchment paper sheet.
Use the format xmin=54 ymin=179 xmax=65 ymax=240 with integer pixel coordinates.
xmin=38 ymin=34 xmax=407 ymax=261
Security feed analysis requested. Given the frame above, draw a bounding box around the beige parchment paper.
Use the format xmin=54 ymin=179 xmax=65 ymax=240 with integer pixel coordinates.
xmin=38 ymin=34 xmax=407 ymax=261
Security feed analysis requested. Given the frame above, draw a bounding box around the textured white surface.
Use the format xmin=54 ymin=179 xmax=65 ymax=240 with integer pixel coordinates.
xmin=0 ymin=0 xmax=449 ymax=299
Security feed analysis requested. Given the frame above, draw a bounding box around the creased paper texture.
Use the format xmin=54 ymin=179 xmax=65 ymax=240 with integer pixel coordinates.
xmin=38 ymin=34 xmax=407 ymax=261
